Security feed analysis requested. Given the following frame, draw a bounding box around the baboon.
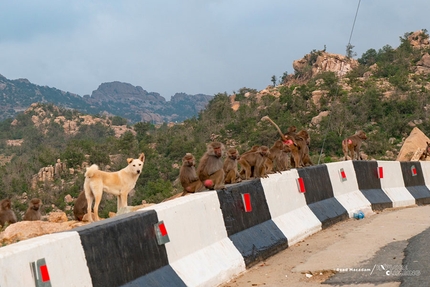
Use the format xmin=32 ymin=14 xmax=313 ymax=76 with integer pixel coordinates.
xmin=239 ymin=145 xmax=261 ymax=178
xmin=295 ymin=129 xmax=313 ymax=166
xmin=238 ymin=145 xmax=270 ymax=180
xmin=179 ymin=153 xmax=206 ymax=195
xmin=197 ymin=142 xmax=226 ymax=190
xmin=278 ymin=144 xmax=292 ymax=171
xmin=0 ymin=199 xmax=17 ymax=227
xmin=23 ymin=198 xmax=42 ymax=221
xmin=267 ymin=140 xmax=291 ymax=173
xmin=342 ymin=130 xmax=367 ymax=160
xmin=223 ymin=148 xmax=241 ymax=184
xmin=73 ymin=191 xmax=88 ymax=221
xmin=261 ymin=116 xmax=311 ymax=168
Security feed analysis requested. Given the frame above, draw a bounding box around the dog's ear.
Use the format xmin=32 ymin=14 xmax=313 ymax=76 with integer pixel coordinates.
xmin=127 ymin=158 xmax=133 ymax=164
xmin=139 ymin=153 xmax=145 ymax=162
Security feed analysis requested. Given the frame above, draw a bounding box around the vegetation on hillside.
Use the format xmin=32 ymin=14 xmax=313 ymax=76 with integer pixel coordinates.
xmin=0 ymin=30 xmax=429 ymax=219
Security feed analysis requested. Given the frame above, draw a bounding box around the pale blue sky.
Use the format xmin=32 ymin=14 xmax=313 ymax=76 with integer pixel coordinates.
xmin=0 ymin=1 xmax=429 ymax=100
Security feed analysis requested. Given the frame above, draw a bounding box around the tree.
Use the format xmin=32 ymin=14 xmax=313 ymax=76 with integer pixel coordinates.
xmin=271 ymin=75 xmax=277 ymax=87
xmin=346 ymin=43 xmax=357 ymax=58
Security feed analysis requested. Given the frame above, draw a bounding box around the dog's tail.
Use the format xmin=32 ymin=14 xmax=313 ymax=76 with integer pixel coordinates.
xmin=85 ymin=164 xmax=99 ymax=178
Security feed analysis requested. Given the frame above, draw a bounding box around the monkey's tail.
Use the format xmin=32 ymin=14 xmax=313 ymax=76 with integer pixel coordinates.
xmin=85 ymin=164 xmax=99 ymax=178
xmin=261 ymin=116 xmax=287 ymax=141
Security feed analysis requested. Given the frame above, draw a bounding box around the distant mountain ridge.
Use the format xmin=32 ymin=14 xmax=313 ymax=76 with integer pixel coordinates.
xmin=0 ymin=75 xmax=213 ymax=123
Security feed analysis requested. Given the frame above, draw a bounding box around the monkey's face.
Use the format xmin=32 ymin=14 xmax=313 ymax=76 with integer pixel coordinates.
xmin=229 ymin=153 xmax=238 ymax=160
xmin=1 ymin=199 xmax=11 ymax=210
xmin=259 ymin=147 xmax=270 ymax=157
xmin=31 ymin=205 xmax=40 ymax=211
xmin=357 ymin=130 xmax=367 ymax=140
xmin=183 ymin=158 xmax=195 ymax=167
xmin=213 ymin=147 xmax=222 ymax=158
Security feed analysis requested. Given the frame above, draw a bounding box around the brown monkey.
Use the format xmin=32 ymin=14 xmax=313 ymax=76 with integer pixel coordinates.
xmin=295 ymin=129 xmax=313 ymax=166
xmin=342 ymin=130 xmax=367 ymax=160
xmin=238 ymin=145 xmax=270 ymax=180
xmin=278 ymin=144 xmax=292 ymax=171
xmin=239 ymin=145 xmax=261 ymax=178
xmin=223 ymin=148 xmax=241 ymax=184
xmin=267 ymin=140 xmax=290 ymax=173
xmin=197 ymin=142 xmax=226 ymax=190
xmin=179 ymin=153 xmax=206 ymax=195
xmin=73 ymin=191 xmax=88 ymax=221
xmin=261 ymin=116 xmax=311 ymax=168
xmin=23 ymin=198 xmax=42 ymax=221
xmin=0 ymin=199 xmax=17 ymax=227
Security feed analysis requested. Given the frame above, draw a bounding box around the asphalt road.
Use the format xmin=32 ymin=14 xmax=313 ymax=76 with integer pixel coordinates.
xmin=221 ymin=205 xmax=430 ymax=287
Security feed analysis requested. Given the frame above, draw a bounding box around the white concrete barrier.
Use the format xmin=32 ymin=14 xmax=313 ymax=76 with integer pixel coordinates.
xmin=138 ymin=191 xmax=245 ymax=287
xmin=325 ymin=161 xmax=373 ymax=217
xmin=419 ymin=161 xmax=430 ymax=188
xmin=261 ymin=170 xmax=321 ymax=246
xmin=0 ymin=160 xmax=427 ymax=287
xmin=377 ymin=160 xmax=416 ymax=207
xmin=0 ymin=232 xmax=92 ymax=286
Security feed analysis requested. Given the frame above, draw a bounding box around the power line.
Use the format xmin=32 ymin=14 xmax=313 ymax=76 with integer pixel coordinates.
xmin=317 ymin=0 xmax=362 ymax=164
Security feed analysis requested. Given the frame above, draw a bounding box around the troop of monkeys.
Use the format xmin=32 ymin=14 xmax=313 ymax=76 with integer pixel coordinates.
xmin=0 ymin=198 xmax=42 ymax=228
xmin=0 ymin=116 xmax=369 ymax=226
xmin=179 ymin=116 xmax=368 ymax=195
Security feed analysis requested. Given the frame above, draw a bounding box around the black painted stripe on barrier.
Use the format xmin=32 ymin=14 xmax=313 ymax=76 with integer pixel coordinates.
xmin=400 ymin=162 xmax=430 ymax=205
xmin=217 ymin=179 xmax=271 ymax=235
xmin=73 ymin=210 xmax=174 ymax=287
xmin=353 ymin=161 xmax=392 ymax=210
xmin=307 ymin=198 xmax=349 ymax=229
xmin=121 ymin=266 xmax=186 ymax=287
xmin=298 ymin=165 xmax=348 ymax=228
xmin=229 ymin=220 xmax=288 ymax=268
xmin=217 ymin=179 xmax=288 ymax=268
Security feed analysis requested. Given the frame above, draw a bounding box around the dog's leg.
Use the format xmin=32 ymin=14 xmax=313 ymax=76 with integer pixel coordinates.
xmin=84 ymin=181 xmax=94 ymax=222
xmin=118 ymin=191 xmax=128 ymax=211
xmin=92 ymin=189 xmax=103 ymax=221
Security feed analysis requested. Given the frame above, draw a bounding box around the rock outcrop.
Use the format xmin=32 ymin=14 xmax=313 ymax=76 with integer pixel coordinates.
xmin=396 ymin=127 xmax=430 ymax=161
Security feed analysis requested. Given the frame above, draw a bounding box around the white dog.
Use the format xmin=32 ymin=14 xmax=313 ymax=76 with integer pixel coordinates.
xmin=84 ymin=153 xmax=145 ymax=221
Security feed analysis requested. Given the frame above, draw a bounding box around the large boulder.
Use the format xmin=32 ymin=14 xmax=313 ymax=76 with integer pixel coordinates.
xmin=396 ymin=127 xmax=430 ymax=161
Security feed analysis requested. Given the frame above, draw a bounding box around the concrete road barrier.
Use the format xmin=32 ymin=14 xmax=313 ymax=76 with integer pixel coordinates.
xmin=1 ymin=160 xmax=429 ymax=286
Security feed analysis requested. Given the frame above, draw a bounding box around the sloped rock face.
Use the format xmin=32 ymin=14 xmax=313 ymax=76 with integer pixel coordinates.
xmin=415 ymin=53 xmax=430 ymax=75
xmin=83 ymin=82 xmax=213 ymax=123
xmin=0 ymin=76 xmax=213 ymax=124
xmin=293 ymin=51 xmax=359 ymax=79
xmin=86 ymin=81 xmax=166 ymax=105
xmin=396 ymin=127 xmax=430 ymax=161
xmin=408 ymin=30 xmax=430 ymax=49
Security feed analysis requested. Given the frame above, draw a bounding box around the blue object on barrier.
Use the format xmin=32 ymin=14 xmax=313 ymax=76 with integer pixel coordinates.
xmin=353 ymin=211 xmax=365 ymax=220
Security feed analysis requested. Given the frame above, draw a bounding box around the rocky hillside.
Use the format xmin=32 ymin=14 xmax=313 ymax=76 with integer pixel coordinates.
xmin=0 ymin=77 xmax=213 ymax=123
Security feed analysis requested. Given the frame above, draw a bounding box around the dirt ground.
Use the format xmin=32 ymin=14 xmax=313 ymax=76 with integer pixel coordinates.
xmin=219 ymin=205 xmax=430 ymax=287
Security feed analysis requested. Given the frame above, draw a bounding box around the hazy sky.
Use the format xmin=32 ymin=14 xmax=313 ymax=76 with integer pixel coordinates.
xmin=1 ymin=1 xmax=429 ymax=100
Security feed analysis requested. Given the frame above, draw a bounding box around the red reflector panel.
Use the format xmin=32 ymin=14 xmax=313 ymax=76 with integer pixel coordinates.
xmin=411 ymin=165 xmax=417 ymax=176
xmin=296 ymin=177 xmax=306 ymax=193
xmin=339 ymin=168 xmax=347 ymax=182
xmin=40 ymin=265 xmax=50 ymax=282
xmin=241 ymin=193 xmax=252 ymax=212
xmin=378 ymin=167 xmax=384 ymax=179
xmin=158 ymin=222 xmax=168 ymax=236
xmin=154 ymin=221 xmax=170 ymax=245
